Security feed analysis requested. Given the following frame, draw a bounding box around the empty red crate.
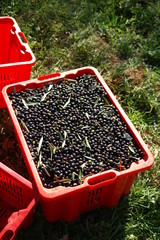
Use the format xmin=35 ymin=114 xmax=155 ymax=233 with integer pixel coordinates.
xmin=0 ymin=16 xmax=36 ymax=108
xmin=2 ymin=66 xmax=154 ymax=222
xmin=0 ymin=162 xmax=37 ymax=240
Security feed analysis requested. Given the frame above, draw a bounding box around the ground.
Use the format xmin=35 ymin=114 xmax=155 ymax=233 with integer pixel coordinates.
xmin=0 ymin=0 xmax=160 ymax=239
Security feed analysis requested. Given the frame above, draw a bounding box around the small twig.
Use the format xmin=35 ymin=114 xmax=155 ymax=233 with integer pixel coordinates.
xmin=63 ymin=77 xmax=76 ymax=82
xmin=44 ymin=167 xmax=51 ymax=177
xmin=54 ymin=178 xmax=71 ymax=183
xmin=21 ymin=120 xmax=29 ymax=133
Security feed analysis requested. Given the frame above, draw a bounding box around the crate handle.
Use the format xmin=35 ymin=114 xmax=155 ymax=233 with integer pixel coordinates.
xmin=87 ymin=171 xmax=117 ymax=187
xmin=38 ymin=72 xmax=61 ymax=81
xmin=0 ymin=229 xmax=15 ymax=240
xmin=18 ymin=32 xmax=28 ymax=44
xmin=10 ymin=26 xmax=16 ymax=34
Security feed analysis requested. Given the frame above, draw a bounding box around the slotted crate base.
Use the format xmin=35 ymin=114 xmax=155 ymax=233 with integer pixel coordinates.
xmin=0 ymin=162 xmax=37 ymax=240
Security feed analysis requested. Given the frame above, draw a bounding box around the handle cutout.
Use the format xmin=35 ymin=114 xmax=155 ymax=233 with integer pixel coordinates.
xmin=10 ymin=27 xmax=16 ymax=34
xmin=1 ymin=230 xmax=14 ymax=240
xmin=18 ymin=32 xmax=28 ymax=44
xmin=88 ymin=172 xmax=117 ymax=186
xmin=20 ymin=46 xmax=26 ymax=54
xmin=38 ymin=72 xmax=61 ymax=81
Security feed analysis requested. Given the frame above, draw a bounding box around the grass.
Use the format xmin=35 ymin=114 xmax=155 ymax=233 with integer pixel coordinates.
xmin=0 ymin=0 xmax=160 ymax=239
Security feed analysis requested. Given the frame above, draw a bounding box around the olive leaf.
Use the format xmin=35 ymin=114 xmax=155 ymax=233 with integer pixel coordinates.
xmin=77 ymin=133 xmax=82 ymax=141
xmin=37 ymin=136 xmax=43 ymax=154
xmin=72 ymin=171 xmax=78 ymax=180
xmin=78 ymin=169 xmax=82 ymax=180
xmin=129 ymin=146 xmax=135 ymax=153
xmin=62 ymin=130 xmax=67 ymax=148
xmin=84 ymin=136 xmax=91 ymax=149
xmin=48 ymin=84 xmax=53 ymax=91
xmin=82 ymin=125 xmax=90 ymax=129
xmin=63 ymin=96 xmax=71 ymax=109
xmin=124 ymin=133 xmax=132 ymax=140
xmin=21 ymin=98 xmax=28 ymax=109
xmin=103 ymin=96 xmax=110 ymax=105
xmin=85 ymin=112 xmax=90 ymax=120
xmin=41 ymin=91 xmax=52 ymax=102
xmin=27 ymin=102 xmax=40 ymax=107
xmin=94 ymin=97 xmax=101 ymax=108
xmin=84 ymin=155 xmax=95 ymax=161
xmin=80 ymin=162 xmax=86 ymax=170
xmin=98 ymin=109 xmax=106 ymax=115
xmin=129 ymin=156 xmax=141 ymax=161
xmin=37 ymin=152 xmax=43 ymax=169
xmin=49 ymin=143 xmax=57 ymax=159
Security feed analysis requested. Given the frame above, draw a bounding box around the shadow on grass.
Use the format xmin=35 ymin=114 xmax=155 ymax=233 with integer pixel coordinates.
xmin=16 ymin=196 xmax=130 ymax=240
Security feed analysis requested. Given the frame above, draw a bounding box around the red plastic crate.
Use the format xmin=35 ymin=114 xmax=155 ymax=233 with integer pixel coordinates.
xmin=2 ymin=66 xmax=154 ymax=222
xmin=0 ymin=162 xmax=37 ymax=240
xmin=0 ymin=16 xmax=36 ymax=108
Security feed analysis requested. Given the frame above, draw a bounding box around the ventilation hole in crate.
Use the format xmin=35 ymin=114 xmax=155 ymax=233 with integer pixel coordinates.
xmin=87 ymin=187 xmax=103 ymax=205
xmin=0 ymin=208 xmax=6 ymax=218
xmin=0 ymin=175 xmax=23 ymax=203
xmin=0 ymin=208 xmax=4 ymax=213
xmin=0 ymin=203 xmax=16 ymax=231
xmin=0 ymin=72 xmax=16 ymax=87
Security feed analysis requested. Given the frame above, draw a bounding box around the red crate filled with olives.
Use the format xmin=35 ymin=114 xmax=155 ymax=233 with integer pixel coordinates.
xmin=2 ymin=66 xmax=154 ymax=222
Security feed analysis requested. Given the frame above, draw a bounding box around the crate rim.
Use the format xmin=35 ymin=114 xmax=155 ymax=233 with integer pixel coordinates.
xmin=2 ymin=66 xmax=154 ymax=200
